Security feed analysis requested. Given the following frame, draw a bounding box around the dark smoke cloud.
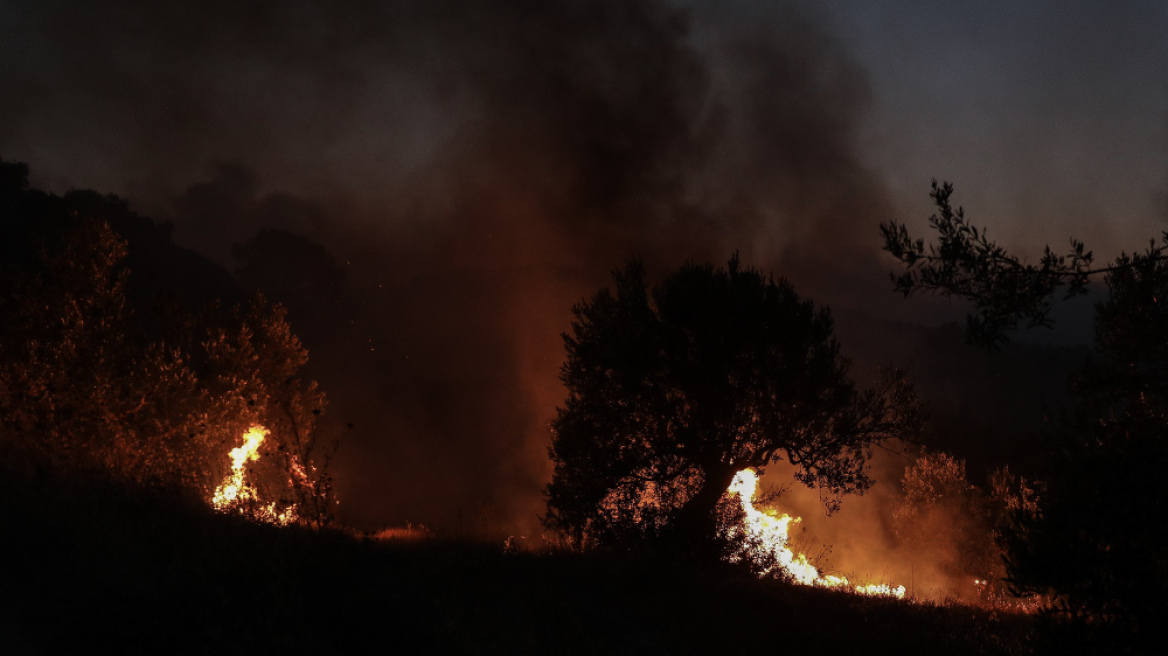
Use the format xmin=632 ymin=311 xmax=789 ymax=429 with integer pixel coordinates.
xmin=170 ymin=160 xmax=331 ymax=264
xmin=0 ymin=0 xmax=949 ymax=535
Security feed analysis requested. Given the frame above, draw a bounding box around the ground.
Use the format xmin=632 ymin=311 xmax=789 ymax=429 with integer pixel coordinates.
xmin=1 ymin=465 xmax=1036 ymax=655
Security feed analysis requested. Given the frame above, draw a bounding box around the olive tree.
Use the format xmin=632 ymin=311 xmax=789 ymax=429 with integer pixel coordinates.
xmin=543 ymin=256 xmax=920 ymax=554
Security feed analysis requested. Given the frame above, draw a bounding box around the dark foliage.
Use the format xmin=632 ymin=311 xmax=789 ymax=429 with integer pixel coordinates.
xmin=544 ymin=256 xmax=921 ymax=555
xmin=883 ymin=182 xmax=1168 ymax=652
xmin=997 ymin=251 xmax=1168 ymax=652
xmin=880 ymin=181 xmax=1165 ymax=348
xmin=0 ymin=158 xmax=338 ymax=526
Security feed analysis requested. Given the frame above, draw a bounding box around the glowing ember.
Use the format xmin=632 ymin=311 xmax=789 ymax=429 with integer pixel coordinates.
xmin=212 ymin=425 xmax=296 ymax=525
xmin=725 ymin=469 xmax=905 ymax=599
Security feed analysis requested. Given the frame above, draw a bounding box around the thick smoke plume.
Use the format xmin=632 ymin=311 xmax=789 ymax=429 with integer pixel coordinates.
xmin=2 ymin=0 xmax=904 ymax=537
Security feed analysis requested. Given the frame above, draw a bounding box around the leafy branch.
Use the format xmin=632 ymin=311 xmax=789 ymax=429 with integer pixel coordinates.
xmin=879 ymin=180 xmax=1168 ymax=348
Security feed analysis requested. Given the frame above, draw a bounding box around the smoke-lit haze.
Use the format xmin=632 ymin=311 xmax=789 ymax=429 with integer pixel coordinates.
xmin=2 ymin=0 xmax=1166 ymax=574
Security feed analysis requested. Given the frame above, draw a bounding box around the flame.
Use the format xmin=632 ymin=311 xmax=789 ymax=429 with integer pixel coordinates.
xmin=725 ymin=469 xmax=905 ymax=599
xmin=212 ymin=425 xmax=297 ymax=525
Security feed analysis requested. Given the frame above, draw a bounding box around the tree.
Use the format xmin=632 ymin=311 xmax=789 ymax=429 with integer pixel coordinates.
xmin=881 ymin=182 xmax=1168 ymax=647
xmin=997 ymin=254 xmax=1168 ymax=645
xmin=0 ymin=159 xmax=338 ymax=527
xmin=892 ymin=451 xmax=1006 ymax=600
xmin=879 ymin=180 xmax=1167 ymax=348
xmin=543 ymin=256 xmax=921 ymax=555
xmin=174 ymin=296 xmax=339 ymax=527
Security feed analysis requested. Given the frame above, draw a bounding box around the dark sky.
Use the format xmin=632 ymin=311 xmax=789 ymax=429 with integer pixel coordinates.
xmin=2 ymin=0 xmax=1165 ymax=535
xmin=821 ymin=0 xmax=1168 ymax=258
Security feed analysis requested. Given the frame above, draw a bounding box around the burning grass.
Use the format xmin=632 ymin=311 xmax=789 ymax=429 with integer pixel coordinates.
xmin=723 ymin=468 xmax=906 ymax=598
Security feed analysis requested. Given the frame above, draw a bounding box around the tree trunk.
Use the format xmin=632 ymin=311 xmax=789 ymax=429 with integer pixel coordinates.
xmin=666 ymin=462 xmax=741 ymax=559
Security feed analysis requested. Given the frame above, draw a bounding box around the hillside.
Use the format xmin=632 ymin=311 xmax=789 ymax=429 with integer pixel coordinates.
xmin=0 ymin=464 xmax=1036 ymax=655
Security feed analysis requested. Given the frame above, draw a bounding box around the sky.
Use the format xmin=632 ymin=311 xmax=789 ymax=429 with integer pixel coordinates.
xmin=821 ymin=0 xmax=1168 ymax=258
xmin=1 ymin=0 xmax=1166 ymax=541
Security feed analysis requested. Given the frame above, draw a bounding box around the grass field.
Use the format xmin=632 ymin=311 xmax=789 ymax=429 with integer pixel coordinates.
xmin=1 ymin=466 xmax=1039 ymax=655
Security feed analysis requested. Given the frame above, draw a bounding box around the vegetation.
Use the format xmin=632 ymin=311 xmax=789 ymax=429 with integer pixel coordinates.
xmin=892 ymin=451 xmax=1037 ymax=605
xmin=0 ymin=159 xmax=337 ymax=526
xmin=879 ymin=180 xmax=1166 ymax=349
xmin=882 ymin=182 xmax=1168 ymax=652
xmin=1 ymin=157 xmax=1122 ymax=652
xmin=544 ymin=256 xmax=921 ymax=556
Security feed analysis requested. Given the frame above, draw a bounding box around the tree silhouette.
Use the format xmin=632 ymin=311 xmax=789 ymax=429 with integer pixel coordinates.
xmin=998 ymin=253 xmax=1168 ymax=646
xmin=882 ymin=182 xmax=1168 ymax=647
xmin=543 ymin=256 xmax=920 ymax=555
xmin=880 ymin=180 xmax=1166 ymax=348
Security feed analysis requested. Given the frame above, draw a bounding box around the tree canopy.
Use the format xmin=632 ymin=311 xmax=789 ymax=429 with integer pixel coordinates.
xmin=543 ymin=256 xmax=920 ymax=554
xmin=0 ymin=158 xmax=338 ymax=527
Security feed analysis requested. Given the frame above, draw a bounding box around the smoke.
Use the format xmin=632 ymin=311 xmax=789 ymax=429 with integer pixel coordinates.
xmin=0 ymin=0 xmax=961 ymax=536
xmin=762 ymin=451 xmax=994 ymax=603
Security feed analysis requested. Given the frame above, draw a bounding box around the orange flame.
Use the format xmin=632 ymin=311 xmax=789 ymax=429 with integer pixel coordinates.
xmin=212 ymin=425 xmax=296 ymax=525
xmin=726 ymin=469 xmax=905 ymax=599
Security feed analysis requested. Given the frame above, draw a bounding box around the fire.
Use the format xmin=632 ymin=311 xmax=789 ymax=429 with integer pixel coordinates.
xmin=725 ymin=469 xmax=905 ymax=599
xmin=212 ymin=425 xmax=296 ymax=525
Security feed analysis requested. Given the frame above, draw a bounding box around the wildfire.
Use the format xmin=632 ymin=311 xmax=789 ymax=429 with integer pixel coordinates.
xmin=725 ymin=469 xmax=905 ymax=599
xmin=212 ymin=425 xmax=297 ymax=525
